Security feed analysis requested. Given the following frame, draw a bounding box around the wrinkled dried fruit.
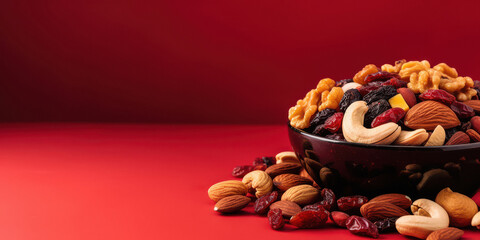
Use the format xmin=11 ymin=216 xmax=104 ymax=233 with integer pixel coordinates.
xmin=336 ymin=78 xmax=353 ymax=87
xmin=358 ymin=82 xmax=383 ymax=96
xmin=330 ymin=211 xmax=350 ymax=228
xmin=290 ymin=209 xmax=329 ymax=228
xmin=254 ymin=191 xmax=278 ymax=215
xmin=382 ymin=77 xmax=408 ymax=88
xmin=303 ymin=204 xmax=326 ymax=212
xmin=253 ymin=156 xmax=275 ymax=166
xmin=232 ymin=165 xmax=254 ymax=178
xmin=374 ymin=217 xmax=398 ymax=233
xmin=309 ymin=108 xmax=336 ymax=130
xmin=325 ymin=133 xmax=345 ymax=141
xmin=337 ymin=195 xmax=368 ymax=214
xmin=363 ymin=85 xmax=398 ymax=105
xmin=450 ymin=101 xmax=475 ymax=119
xmin=365 ymin=71 xmax=400 ymax=83
xmin=323 ymin=112 xmax=344 ymax=133
xmin=319 ymin=188 xmax=336 ymax=211
xmin=268 ymin=209 xmax=285 ymax=230
xmin=419 ymin=89 xmax=456 ymax=105
xmin=346 ymin=216 xmax=379 ymax=238
xmin=339 ymin=89 xmax=363 ymax=112
xmin=371 ymin=108 xmax=405 ymax=128
xmin=364 ymin=99 xmax=391 ymax=127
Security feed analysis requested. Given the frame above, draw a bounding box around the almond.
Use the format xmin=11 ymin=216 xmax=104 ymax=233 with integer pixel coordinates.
xmin=445 ymin=131 xmax=470 ymax=145
xmin=281 ymin=184 xmax=320 ymax=205
xmin=463 ymin=100 xmax=480 ymax=113
xmin=466 ymin=129 xmax=480 ymax=142
xmin=208 ymin=180 xmax=248 ymax=202
xmin=265 ymin=163 xmax=302 ymax=178
xmin=360 ymin=202 xmax=409 ymax=221
xmin=404 ymin=101 xmax=460 ymax=130
xmin=269 ymin=200 xmax=302 ymax=218
xmin=273 ymin=174 xmax=312 ymax=191
xmin=426 ymin=227 xmax=464 ymax=240
xmin=214 ymin=195 xmax=251 ymax=213
xmin=369 ymin=193 xmax=412 ymax=209
xmin=275 ymin=151 xmax=299 ymax=164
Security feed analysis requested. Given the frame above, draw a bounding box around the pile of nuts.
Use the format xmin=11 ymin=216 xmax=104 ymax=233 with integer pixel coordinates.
xmin=207 ymin=151 xmax=480 ymax=239
xmin=288 ymin=60 xmax=480 ymax=146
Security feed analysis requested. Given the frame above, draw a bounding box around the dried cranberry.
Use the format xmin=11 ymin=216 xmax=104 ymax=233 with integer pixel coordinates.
xmin=364 ymin=99 xmax=391 ymax=127
xmin=364 ymin=71 xmax=400 ymax=83
xmin=382 ymin=78 xmax=407 ymax=89
xmin=309 ymin=108 xmax=336 ymax=130
xmin=268 ymin=209 xmax=285 ymax=230
xmin=374 ymin=217 xmax=398 ymax=233
xmin=358 ymin=82 xmax=383 ymax=96
xmin=253 ymin=156 xmax=275 ymax=166
xmin=330 ymin=211 xmax=350 ymax=228
xmin=303 ymin=203 xmax=326 ymax=212
xmin=325 ymin=133 xmax=345 ymax=141
xmin=337 ymin=195 xmax=368 ymax=214
xmin=419 ymin=89 xmax=456 ymax=105
xmin=290 ymin=209 xmax=329 ymax=228
xmin=450 ymin=101 xmax=475 ymax=119
xmin=254 ymin=164 xmax=267 ymax=171
xmin=232 ymin=165 xmax=254 ymax=178
xmin=371 ymin=108 xmax=405 ymax=128
xmin=323 ymin=112 xmax=344 ymax=133
xmin=363 ymin=86 xmax=397 ymax=105
xmin=346 ymin=216 xmax=379 ymax=238
xmin=339 ymin=89 xmax=363 ymax=112
xmin=336 ymin=78 xmax=353 ymax=87
xmin=254 ymin=191 xmax=278 ymax=214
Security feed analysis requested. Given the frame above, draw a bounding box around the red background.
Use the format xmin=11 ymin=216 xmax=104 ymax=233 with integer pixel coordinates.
xmin=1 ymin=0 xmax=480 ymax=123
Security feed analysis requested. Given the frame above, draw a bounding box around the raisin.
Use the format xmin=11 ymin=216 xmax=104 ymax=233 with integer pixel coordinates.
xmin=419 ymin=89 xmax=456 ymax=105
xmin=330 ymin=211 xmax=350 ymax=228
xmin=337 ymin=196 xmax=368 ymax=214
xmin=255 ymin=191 xmax=278 ymax=214
xmin=268 ymin=209 xmax=285 ymax=230
xmin=339 ymin=89 xmax=363 ymax=112
xmin=309 ymin=108 xmax=336 ymax=130
xmin=364 ymin=99 xmax=391 ymax=127
xmin=358 ymin=82 xmax=383 ymax=96
xmin=382 ymin=78 xmax=407 ymax=89
xmin=325 ymin=133 xmax=345 ymax=141
xmin=474 ymin=80 xmax=480 ymax=89
xmin=450 ymin=101 xmax=475 ymax=119
xmin=253 ymin=156 xmax=275 ymax=166
xmin=290 ymin=209 xmax=329 ymax=228
xmin=232 ymin=165 xmax=254 ymax=178
xmin=323 ymin=112 xmax=344 ymax=133
xmin=254 ymin=164 xmax=267 ymax=171
xmin=445 ymin=128 xmax=458 ymax=142
xmin=461 ymin=121 xmax=472 ymax=132
xmin=346 ymin=216 xmax=379 ymax=238
xmin=318 ymin=188 xmax=336 ymax=210
xmin=303 ymin=203 xmax=326 ymax=212
xmin=364 ymin=71 xmax=400 ymax=83
xmin=336 ymin=78 xmax=353 ymax=87
xmin=312 ymin=124 xmax=326 ymax=136
xmin=363 ymin=86 xmax=397 ymax=105
xmin=371 ymin=108 xmax=405 ymax=128
xmin=374 ymin=217 xmax=398 ymax=233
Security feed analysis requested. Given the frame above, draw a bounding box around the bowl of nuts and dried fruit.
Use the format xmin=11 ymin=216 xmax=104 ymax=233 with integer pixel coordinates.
xmin=287 ymin=60 xmax=480 ymax=198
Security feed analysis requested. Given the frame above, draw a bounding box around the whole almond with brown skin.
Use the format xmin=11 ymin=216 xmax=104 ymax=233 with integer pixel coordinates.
xmin=360 ymin=202 xmax=409 ymax=221
xmin=208 ymin=180 xmax=248 ymax=202
xmin=426 ymin=227 xmax=464 ymax=240
xmin=270 ymin=200 xmax=302 ymax=218
xmin=369 ymin=193 xmax=412 ymax=209
xmin=464 ymin=100 xmax=480 ymax=113
xmin=273 ymin=174 xmax=312 ymax=191
xmin=404 ymin=101 xmax=460 ymax=130
xmin=445 ymin=131 xmax=470 ymax=145
xmin=466 ymin=129 xmax=480 ymax=142
xmin=214 ymin=195 xmax=251 ymax=213
xmin=281 ymin=184 xmax=320 ymax=205
xmin=265 ymin=163 xmax=302 ymax=178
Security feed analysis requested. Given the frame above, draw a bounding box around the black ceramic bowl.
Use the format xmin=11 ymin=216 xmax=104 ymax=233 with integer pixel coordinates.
xmin=288 ymin=124 xmax=480 ymax=199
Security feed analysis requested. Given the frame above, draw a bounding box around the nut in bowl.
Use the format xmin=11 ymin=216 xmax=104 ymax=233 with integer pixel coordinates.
xmin=287 ymin=60 xmax=480 ymax=198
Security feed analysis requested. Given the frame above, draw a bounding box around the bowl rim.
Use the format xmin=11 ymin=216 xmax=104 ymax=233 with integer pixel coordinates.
xmin=288 ymin=123 xmax=480 ymax=151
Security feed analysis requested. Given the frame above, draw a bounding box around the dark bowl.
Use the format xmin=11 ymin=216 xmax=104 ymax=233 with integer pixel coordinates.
xmin=287 ymin=123 xmax=480 ymax=199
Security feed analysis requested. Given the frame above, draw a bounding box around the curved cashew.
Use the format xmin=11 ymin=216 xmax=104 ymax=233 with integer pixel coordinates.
xmin=342 ymin=101 xmax=401 ymax=144
xmin=242 ymin=170 xmax=273 ymax=198
xmin=472 ymin=212 xmax=480 ymax=229
xmin=396 ymin=199 xmax=449 ymax=239
xmin=394 ymin=129 xmax=429 ymax=145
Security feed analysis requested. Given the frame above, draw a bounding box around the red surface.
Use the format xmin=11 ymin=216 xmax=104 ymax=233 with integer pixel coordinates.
xmin=2 ymin=1 xmax=480 ymax=123
xmin=0 ymin=124 xmax=478 ymax=240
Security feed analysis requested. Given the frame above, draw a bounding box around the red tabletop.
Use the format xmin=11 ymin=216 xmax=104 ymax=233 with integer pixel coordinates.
xmin=0 ymin=124 xmax=478 ymax=240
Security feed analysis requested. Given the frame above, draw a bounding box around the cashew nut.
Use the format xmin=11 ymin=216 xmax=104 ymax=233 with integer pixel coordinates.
xmin=394 ymin=129 xmax=429 ymax=145
xmin=242 ymin=170 xmax=273 ymax=198
xmin=342 ymin=101 xmax=401 ymax=144
xmin=396 ymin=199 xmax=449 ymax=239
xmin=472 ymin=211 xmax=480 ymax=229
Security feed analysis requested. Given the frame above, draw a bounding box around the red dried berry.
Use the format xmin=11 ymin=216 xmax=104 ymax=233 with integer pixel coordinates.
xmin=419 ymin=89 xmax=456 ymax=105
xmin=330 ymin=211 xmax=350 ymax=228
xmin=450 ymin=101 xmax=475 ymax=119
xmin=382 ymin=78 xmax=407 ymax=89
xmin=232 ymin=165 xmax=254 ymax=178
xmin=268 ymin=209 xmax=285 ymax=230
xmin=337 ymin=195 xmax=368 ymax=214
xmin=318 ymin=188 xmax=336 ymax=210
xmin=371 ymin=108 xmax=405 ymax=128
xmin=302 ymin=203 xmax=326 ymax=212
xmin=346 ymin=216 xmax=379 ymax=238
xmin=290 ymin=209 xmax=329 ymax=229
xmin=358 ymin=82 xmax=383 ymax=96
xmin=364 ymin=71 xmax=400 ymax=83
xmin=254 ymin=164 xmax=267 ymax=171
xmin=323 ymin=112 xmax=344 ymax=133
xmin=254 ymin=191 xmax=278 ymax=215
xmin=253 ymin=156 xmax=275 ymax=166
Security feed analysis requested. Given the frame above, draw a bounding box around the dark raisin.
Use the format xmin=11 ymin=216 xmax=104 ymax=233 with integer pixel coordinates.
xmin=323 ymin=112 xmax=344 ymax=133
xmin=268 ymin=209 xmax=285 ymax=230
xmin=363 ymin=86 xmax=397 ymax=105
xmin=346 ymin=216 xmax=379 ymax=238
xmin=312 ymin=124 xmax=326 ymax=136
xmin=308 ymin=108 xmax=336 ymax=130
xmin=461 ymin=121 xmax=471 ymax=132
xmin=364 ymin=71 xmax=400 ymax=83
xmin=445 ymin=128 xmax=458 ymax=142
xmin=374 ymin=217 xmax=398 ymax=233
xmin=253 ymin=156 xmax=275 ymax=166
xmin=382 ymin=78 xmax=407 ymax=89
xmin=364 ymin=99 xmax=391 ymax=127
xmin=358 ymin=82 xmax=383 ymax=96
xmin=336 ymin=78 xmax=353 ymax=87
xmin=325 ymin=133 xmax=344 ymax=141
xmin=339 ymin=89 xmax=363 ymax=112
xmin=474 ymin=80 xmax=480 ymax=89
xmin=450 ymin=101 xmax=475 ymax=119
xmin=337 ymin=196 xmax=368 ymax=214
xmin=254 ymin=191 xmax=278 ymax=214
